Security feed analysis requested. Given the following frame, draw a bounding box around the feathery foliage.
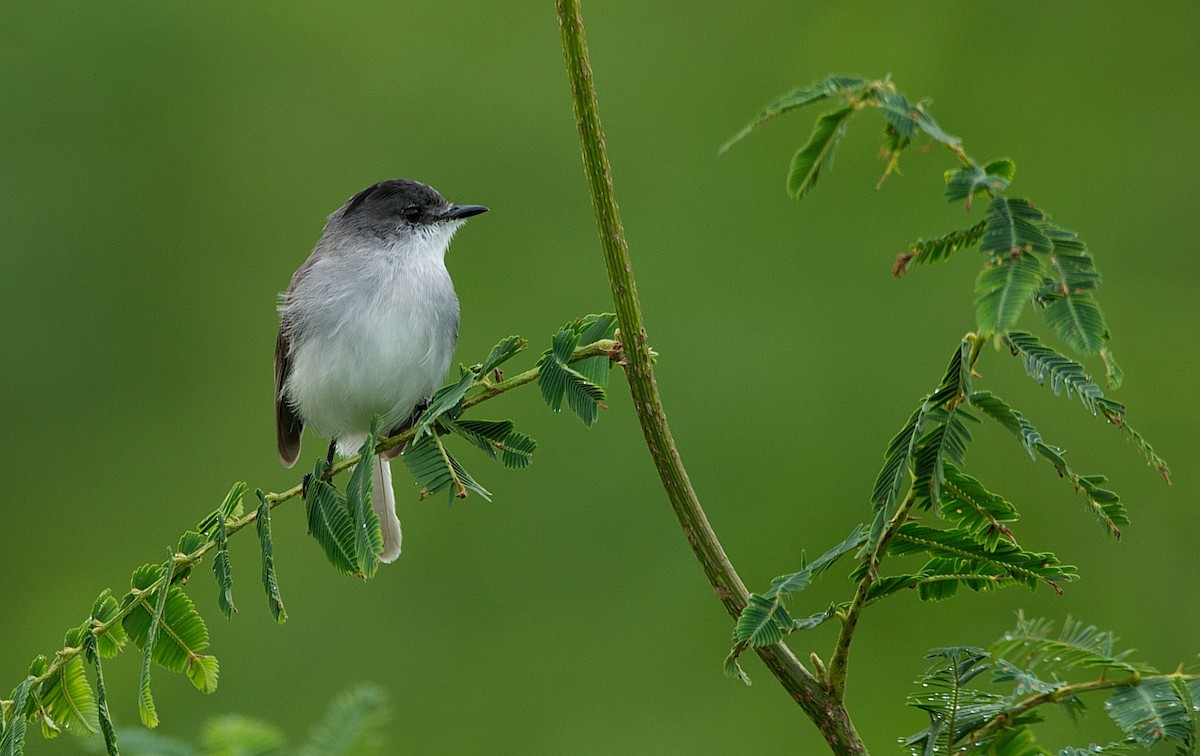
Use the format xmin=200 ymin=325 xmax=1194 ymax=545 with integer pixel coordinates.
xmin=903 ymin=647 xmax=1010 ymax=755
xmin=723 ymin=78 xmax=1171 ymax=744
xmin=537 ymin=314 xmax=617 ymax=426
xmin=83 ymin=636 xmax=118 ymax=756
xmin=991 ymin=613 xmax=1151 ymax=676
xmin=893 ymin=220 xmax=987 ymax=276
xmin=897 ymin=617 xmax=1199 ymax=754
xmin=255 ymin=491 xmax=287 ymax=624
xmin=724 ymin=526 xmax=867 ymax=683
xmin=945 ymin=159 xmax=1016 ymax=209
xmin=786 ymin=106 xmax=854 ymax=199
xmin=719 ymin=74 xmax=869 ymax=153
xmin=212 ymin=515 xmax=235 ymax=620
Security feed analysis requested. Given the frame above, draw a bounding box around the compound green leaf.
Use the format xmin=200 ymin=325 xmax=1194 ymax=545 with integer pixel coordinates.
xmin=894 ymin=220 xmax=987 ymax=276
xmin=719 ymin=75 xmax=869 ymax=153
xmin=982 ymin=198 xmax=1053 ymax=257
xmin=255 ymin=491 xmax=287 ymax=624
xmin=347 ymin=422 xmax=384 ymax=580
xmin=90 ymin=590 xmax=127 ymax=659
xmin=304 ymin=470 xmax=359 ymax=577
xmin=787 ymin=106 xmax=854 ymax=200
xmin=974 ymin=252 xmax=1043 ymax=335
xmin=1106 ymin=679 xmax=1192 ymax=749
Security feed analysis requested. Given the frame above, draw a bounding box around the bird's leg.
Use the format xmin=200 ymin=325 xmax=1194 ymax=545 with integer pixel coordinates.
xmin=325 ymin=437 xmax=337 ymax=467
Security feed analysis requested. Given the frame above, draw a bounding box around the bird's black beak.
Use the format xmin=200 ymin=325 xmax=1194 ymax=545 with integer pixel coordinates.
xmin=442 ymin=204 xmax=489 ymax=220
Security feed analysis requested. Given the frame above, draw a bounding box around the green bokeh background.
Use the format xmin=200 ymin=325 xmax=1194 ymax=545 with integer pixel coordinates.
xmin=2 ymin=3 xmax=1197 ymax=753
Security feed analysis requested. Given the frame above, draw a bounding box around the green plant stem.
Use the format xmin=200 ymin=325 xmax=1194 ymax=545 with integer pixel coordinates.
xmin=957 ymin=672 xmax=1200 ymax=753
xmin=8 ymin=340 xmax=613 ymax=707
xmin=556 ymin=2 xmax=867 ymax=753
xmin=828 ymin=489 xmax=918 ymax=700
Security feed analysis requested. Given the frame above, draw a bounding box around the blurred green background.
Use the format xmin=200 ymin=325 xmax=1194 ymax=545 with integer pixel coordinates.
xmin=2 ymin=2 xmax=1197 ymax=753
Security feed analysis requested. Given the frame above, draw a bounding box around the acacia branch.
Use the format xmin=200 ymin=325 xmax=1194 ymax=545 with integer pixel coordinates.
xmin=8 ymin=340 xmax=616 ymax=705
xmin=556 ymin=2 xmax=867 ymax=752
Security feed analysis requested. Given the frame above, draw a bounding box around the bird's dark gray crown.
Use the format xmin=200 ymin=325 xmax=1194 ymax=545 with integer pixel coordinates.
xmin=339 ymin=179 xmax=448 ymax=226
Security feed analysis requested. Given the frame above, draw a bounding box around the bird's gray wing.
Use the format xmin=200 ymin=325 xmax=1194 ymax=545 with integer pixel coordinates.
xmin=275 ymin=324 xmax=303 ymax=468
xmin=275 ymin=262 xmax=315 ymax=468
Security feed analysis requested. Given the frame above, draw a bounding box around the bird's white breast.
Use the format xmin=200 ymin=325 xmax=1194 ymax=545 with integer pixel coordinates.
xmin=282 ymin=224 xmax=461 ymax=454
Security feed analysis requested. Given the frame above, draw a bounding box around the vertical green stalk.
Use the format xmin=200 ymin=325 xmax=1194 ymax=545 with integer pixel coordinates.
xmin=555 ymin=2 xmax=866 ymax=752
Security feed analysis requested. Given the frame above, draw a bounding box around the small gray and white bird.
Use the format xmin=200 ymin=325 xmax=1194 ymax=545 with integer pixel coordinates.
xmin=274 ymin=179 xmax=488 ymax=563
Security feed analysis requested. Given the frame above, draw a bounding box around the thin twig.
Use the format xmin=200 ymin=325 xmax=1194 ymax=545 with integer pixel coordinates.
xmin=555 ymin=2 xmax=868 ymax=753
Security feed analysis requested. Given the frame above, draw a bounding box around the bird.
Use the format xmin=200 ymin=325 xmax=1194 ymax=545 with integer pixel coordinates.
xmin=274 ymin=179 xmax=488 ymax=563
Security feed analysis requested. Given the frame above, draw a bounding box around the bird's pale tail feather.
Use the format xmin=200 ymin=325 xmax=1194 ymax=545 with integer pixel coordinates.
xmin=373 ymin=455 xmax=402 ymax=563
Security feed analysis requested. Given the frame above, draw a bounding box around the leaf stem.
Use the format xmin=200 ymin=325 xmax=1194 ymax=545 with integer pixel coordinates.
xmin=828 ymin=489 xmax=918 ymax=700
xmin=556 ymin=2 xmax=866 ymax=753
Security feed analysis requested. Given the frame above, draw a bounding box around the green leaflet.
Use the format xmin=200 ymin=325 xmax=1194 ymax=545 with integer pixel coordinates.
xmin=981 ymin=198 xmax=1053 ymax=257
xmin=991 ymin=659 xmax=1066 ymax=697
xmin=196 ymin=481 xmax=247 ymax=537
xmin=766 ymin=525 xmax=869 ymax=598
xmin=1004 ymin=332 xmax=1170 ymax=482
xmin=134 ymin=554 xmax=173 ymax=728
xmin=448 ymin=419 xmax=537 ymax=470
xmin=34 ymin=639 xmax=97 ymax=736
xmin=1037 ymin=225 xmax=1109 ymax=355
xmin=732 ymin=594 xmax=792 ymax=648
xmin=255 ymin=491 xmax=287 ymax=624
xmin=201 ymin=715 xmax=286 ymax=754
xmin=974 ymin=252 xmax=1043 ymax=336
xmin=944 ymin=158 xmax=1015 ymax=209
xmin=912 ymin=103 xmax=960 ymax=147
xmin=719 ymin=75 xmax=869 ymax=153
xmin=212 ymin=515 xmax=236 ymax=619
xmin=894 ymin=220 xmax=987 ymax=276
xmin=887 ymin=523 xmax=1076 ymax=596
xmin=903 ymin=647 xmax=1006 ymax=754
xmin=571 ymin=313 xmax=618 ymax=390
xmin=866 ymin=340 xmax=971 ymax=556
xmin=722 ymin=652 xmax=752 ymax=687
xmin=0 ymin=678 xmax=32 ymax=756
xmin=911 ymin=408 xmax=975 ymax=510
xmin=414 ymin=368 xmax=477 ymax=442
xmin=991 ymin=613 xmax=1151 ymax=676
xmin=969 ymin=389 xmax=1128 ymax=538
xmin=536 ymin=314 xmax=616 ymax=427
xmin=727 ymin=527 xmax=866 ymax=684
xmin=968 ymin=391 xmax=1044 ymax=460
xmin=1004 ymin=331 xmax=1115 ymax=415
xmin=90 ymin=590 xmax=127 ymax=659
xmin=305 ymin=469 xmax=360 ymax=576
xmin=297 ymin=683 xmax=390 ymax=756
xmin=84 ymin=637 xmax=119 ymax=756
xmin=1041 ymin=289 xmax=1104 ymax=357
xmin=875 ymin=88 xmax=917 ymax=140
xmin=937 ymin=466 xmax=1019 ymax=551
xmin=1106 ymin=679 xmax=1194 ymax=749
xmin=403 ymin=433 xmax=491 ymax=503
xmin=121 ymin=563 xmax=217 ymax=697
xmin=479 ymin=335 xmax=526 ymax=375
xmin=170 ymin=531 xmax=205 ymax=584
xmin=347 ymin=421 xmax=384 ymax=580
xmin=786 ymin=106 xmax=854 ymax=200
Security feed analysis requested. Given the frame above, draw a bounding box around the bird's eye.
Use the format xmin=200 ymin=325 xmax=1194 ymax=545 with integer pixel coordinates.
xmin=401 ymin=205 xmax=421 ymax=222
